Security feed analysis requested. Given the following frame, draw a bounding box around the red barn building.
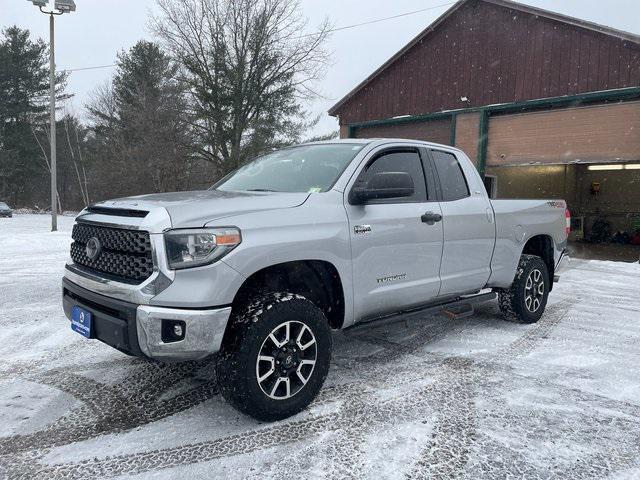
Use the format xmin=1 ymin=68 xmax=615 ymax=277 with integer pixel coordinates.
xmin=329 ymin=0 xmax=640 ymax=240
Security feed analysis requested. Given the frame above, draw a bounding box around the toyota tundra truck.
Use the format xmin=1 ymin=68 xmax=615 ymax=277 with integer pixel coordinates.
xmin=62 ymin=139 xmax=570 ymax=420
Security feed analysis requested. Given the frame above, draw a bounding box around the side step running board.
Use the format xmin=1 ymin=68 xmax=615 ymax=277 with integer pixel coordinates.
xmin=346 ymin=291 xmax=497 ymax=332
xmin=442 ymin=304 xmax=475 ymax=319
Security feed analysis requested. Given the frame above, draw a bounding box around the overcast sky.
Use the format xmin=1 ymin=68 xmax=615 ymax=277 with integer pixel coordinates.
xmin=2 ymin=0 xmax=639 ymax=136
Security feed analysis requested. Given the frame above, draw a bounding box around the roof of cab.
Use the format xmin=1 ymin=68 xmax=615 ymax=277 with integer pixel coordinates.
xmin=299 ymin=137 xmax=464 ymax=153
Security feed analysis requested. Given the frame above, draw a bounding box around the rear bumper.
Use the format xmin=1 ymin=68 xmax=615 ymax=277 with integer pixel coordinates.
xmin=62 ymin=278 xmax=231 ymax=361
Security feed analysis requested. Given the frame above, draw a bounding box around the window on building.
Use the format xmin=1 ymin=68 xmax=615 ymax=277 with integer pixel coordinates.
xmin=484 ymin=175 xmax=498 ymax=199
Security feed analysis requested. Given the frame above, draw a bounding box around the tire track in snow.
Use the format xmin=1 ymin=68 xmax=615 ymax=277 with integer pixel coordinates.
xmin=8 ymin=295 xmax=640 ymax=480
xmin=0 ymin=359 xmax=219 ymax=455
xmin=242 ymin=315 xmax=480 ymax=479
xmin=24 ymin=370 xmax=452 ymax=480
xmin=3 ymin=301 xmax=562 ymax=478
xmin=407 ymin=298 xmax=575 ymax=479
xmin=1 ymin=314 xmax=457 ymax=479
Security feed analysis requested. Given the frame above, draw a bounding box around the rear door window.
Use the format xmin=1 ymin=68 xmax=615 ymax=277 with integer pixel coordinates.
xmin=431 ymin=150 xmax=469 ymax=201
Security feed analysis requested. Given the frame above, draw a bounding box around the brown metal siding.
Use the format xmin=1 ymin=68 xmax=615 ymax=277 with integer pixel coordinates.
xmin=486 ymin=101 xmax=640 ymax=165
xmin=335 ymin=0 xmax=640 ymax=125
xmin=351 ymin=118 xmax=451 ymax=145
xmin=454 ymin=112 xmax=481 ymax=165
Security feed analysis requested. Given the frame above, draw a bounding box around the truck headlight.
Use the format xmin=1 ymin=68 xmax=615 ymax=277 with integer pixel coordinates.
xmin=164 ymin=228 xmax=241 ymax=269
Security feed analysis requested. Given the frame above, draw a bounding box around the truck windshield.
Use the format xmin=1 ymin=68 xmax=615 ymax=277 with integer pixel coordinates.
xmin=215 ymin=143 xmax=365 ymax=193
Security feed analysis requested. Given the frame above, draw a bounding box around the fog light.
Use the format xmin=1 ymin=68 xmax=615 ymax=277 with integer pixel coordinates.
xmin=161 ymin=320 xmax=186 ymax=343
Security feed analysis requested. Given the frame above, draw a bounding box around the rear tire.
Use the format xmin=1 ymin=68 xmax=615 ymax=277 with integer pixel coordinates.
xmin=216 ymin=292 xmax=332 ymax=421
xmin=497 ymin=254 xmax=549 ymax=324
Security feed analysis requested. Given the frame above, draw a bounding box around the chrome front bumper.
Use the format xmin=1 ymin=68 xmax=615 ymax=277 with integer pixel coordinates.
xmin=136 ymin=305 xmax=232 ymax=361
xmin=63 ymin=277 xmax=231 ymax=362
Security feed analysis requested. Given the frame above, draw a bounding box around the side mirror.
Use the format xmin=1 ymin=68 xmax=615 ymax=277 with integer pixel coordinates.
xmin=350 ymin=172 xmax=415 ymax=204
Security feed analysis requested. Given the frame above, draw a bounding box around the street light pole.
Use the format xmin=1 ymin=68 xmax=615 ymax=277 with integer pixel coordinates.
xmin=49 ymin=12 xmax=57 ymax=231
xmin=27 ymin=0 xmax=75 ymax=231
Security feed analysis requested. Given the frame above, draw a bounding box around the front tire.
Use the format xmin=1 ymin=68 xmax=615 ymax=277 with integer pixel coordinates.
xmin=216 ymin=292 xmax=332 ymax=421
xmin=497 ymin=254 xmax=550 ymax=324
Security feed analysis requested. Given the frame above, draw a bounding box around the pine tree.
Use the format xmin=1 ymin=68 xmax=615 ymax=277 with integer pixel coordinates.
xmin=0 ymin=26 xmax=67 ymax=207
xmin=87 ymin=41 xmax=195 ymax=198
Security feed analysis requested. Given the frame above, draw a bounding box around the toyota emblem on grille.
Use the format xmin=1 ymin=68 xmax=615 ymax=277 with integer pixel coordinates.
xmin=85 ymin=237 xmax=102 ymax=261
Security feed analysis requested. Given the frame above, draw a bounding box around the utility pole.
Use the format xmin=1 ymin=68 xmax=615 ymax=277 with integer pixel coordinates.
xmin=27 ymin=0 xmax=76 ymax=231
xmin=49 ymin=12 xmax=57 ymax=231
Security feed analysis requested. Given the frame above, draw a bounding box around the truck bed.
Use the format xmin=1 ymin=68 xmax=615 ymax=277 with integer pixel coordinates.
xmin=487 ymin=199 xmax=568 ymax=288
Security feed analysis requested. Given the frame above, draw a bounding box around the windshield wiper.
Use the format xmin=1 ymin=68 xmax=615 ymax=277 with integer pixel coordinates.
xmin=246 ymin=188 xmax=279 ymax=192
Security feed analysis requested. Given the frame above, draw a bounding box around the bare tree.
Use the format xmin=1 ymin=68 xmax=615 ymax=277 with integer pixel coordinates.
xmin=29 ymin=123 xmax=62 ymax=212
xmin=151 ymin=0 xmax=330 ymax=176
xmin=73 ymin=118 xmax=90 ymax=204
xmin=85 ymin=82 xmax=133 ymax=198
xmin=63 ymin=114 xmax=89 ymax=207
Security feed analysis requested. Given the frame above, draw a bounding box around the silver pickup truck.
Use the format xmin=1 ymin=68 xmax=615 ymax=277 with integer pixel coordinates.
xmin=62 ymin=139 xmax=569 ymax=420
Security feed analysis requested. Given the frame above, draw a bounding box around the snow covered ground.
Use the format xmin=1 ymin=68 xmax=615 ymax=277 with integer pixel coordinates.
xmin=1 ymin=214 xmax=639 ymax=480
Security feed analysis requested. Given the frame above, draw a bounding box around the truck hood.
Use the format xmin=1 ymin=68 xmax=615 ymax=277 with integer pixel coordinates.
xmin=93 ymin=190 xmax=310 ymax=228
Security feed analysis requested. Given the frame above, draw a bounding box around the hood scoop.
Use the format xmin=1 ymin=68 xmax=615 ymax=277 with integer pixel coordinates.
xmin=86 ymin=205 xmax=149 ymax=218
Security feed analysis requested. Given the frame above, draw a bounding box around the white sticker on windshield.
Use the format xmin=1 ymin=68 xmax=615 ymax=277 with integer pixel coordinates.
xmin=308 ymin=187 xmax=322 ymax=193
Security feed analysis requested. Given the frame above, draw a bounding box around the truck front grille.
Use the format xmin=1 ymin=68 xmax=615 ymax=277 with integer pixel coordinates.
xmin=70 ymin=223 xmax=154 ymax=283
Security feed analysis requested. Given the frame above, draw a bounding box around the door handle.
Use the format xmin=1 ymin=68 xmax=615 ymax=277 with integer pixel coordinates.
xmin=421 ymin=211 xmax=442 ymax=225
